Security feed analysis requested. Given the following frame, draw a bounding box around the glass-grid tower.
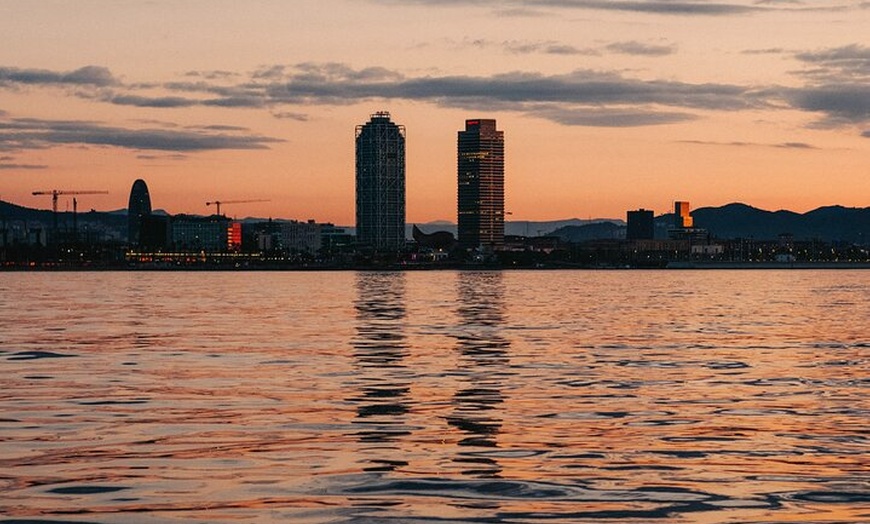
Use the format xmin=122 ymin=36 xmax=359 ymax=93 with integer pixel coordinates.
xmin=457 ymin=119 xmax=504 ymax=250
xmin=355 ymin=112 xmax=406 ymax=252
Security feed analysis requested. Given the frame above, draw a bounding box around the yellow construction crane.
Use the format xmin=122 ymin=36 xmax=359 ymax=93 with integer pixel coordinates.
xmin=206 ymin=199 xmax=270 ymax=216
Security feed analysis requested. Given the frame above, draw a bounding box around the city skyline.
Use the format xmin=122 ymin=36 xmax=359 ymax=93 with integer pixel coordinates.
xmin=1 ymin=1 xmax=868 ymax=224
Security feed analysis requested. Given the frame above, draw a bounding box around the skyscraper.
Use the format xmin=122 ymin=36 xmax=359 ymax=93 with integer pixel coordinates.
xmin=457 ymin=119 xmax=504 ymax=250
xmin=128 ymin=179 xmax=152 ymax=247
xmin=355 ymin=112 xmax=406 ymax=252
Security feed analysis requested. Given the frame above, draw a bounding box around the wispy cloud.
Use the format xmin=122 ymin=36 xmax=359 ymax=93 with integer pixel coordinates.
xmin=503 ymin=40 xmax=600 ymax=56
xmin=373 ymin=0 xmax=867 ymax=15
xmin=272 ymin=111 xmax=309 ymax=121
xmin=794 ymin=44 xmax=870 ymax=82
xmin=0 ymin=117 xmax=284 ymax=152
xmin=136 ymin=153 xmax=188 ymax=161
xmin=679 ymin=139 xmax=821 ymax=149
xmin=372 ymin=0 xmax=763 ymax=15
xmin=538 ymin=105 xmax=696 ymax=126
xmin=0 ymin=162 xmax=48 ymax=170
xmin=605 ymin=40 xmax=677 ymax=56
xmin=0 ymin=66 xmax=117 ymax=87
xmin=472 ymin=38 xmax=674 ymax=57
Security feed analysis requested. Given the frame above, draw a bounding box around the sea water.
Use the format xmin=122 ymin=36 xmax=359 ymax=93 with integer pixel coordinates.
xmin=1 ymin=270 xmax=867 ymax=523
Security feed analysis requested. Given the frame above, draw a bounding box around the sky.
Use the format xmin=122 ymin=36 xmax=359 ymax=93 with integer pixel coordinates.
xmin=0 ymin=0 xmax=868 ymax=224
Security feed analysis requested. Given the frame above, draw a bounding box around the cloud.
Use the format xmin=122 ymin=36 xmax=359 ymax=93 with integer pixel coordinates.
xmin=786 ymin=84 xmax=870 ymax=127
xmin=5 ymin=61 xmax=866 ymax=131
xmin=102 ymin=94 xmax=199 ymax=108
xmin=742 ymin=48 xmax=788 ymax=55
xmin=862 ymin=130 xmax=870 ymax=138
xmin=375 ymin=0 xmax=867 ymax=15
xmin=536 ymin=106 xmax=696 ymax=126
xmin=248 ymin=65 xmax=757 ymax=111
xmin=0 ymin=65 xmax=117 ymax=87
xmin=539 ymin=0 xmax=758 ymax=14
xmin=605 ymin=41 xmax=677 ymax=56
xmin=0 ymin=117 xmax=284 ymax=152
xmin=777 ymin=142 xmax=818 ymax=149
xmin=782 ymin=45 xmax=870 ymax=129
xmin=88 ymin=63 xmax=762 ymax=127
xmin=136 ymin=153 xmax=188 ymax=161
xmin=458 ymin=37 xmax=674 ymax=57
xmin=502 ymin=40 xmax=600 ymax=55
xmin=678 ymin=139 xmax=821 ymax=149
xmin=794 ymin=44 xmax=870 ymax=82
xmin=272 ymin=111 xmax=309 ymax=121
xmin=373 ymin=0 xmax=762 ymax=15
xmin=0 ymin=162 xmax=48 ymax=170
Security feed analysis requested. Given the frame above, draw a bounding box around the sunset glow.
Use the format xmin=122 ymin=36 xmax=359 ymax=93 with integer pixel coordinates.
xmin=1 ymin=1 xmax=868 ymax=224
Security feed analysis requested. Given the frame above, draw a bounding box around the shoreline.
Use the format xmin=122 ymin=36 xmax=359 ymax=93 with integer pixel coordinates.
xmin=3 ymin=261 xmax=870 ymax=271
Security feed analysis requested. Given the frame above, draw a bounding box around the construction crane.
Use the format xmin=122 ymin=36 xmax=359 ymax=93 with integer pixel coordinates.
xmin=32 ymin=189 xmax=109 ymax=233
xmin=206 ymin=199 xmax=270 ymax=216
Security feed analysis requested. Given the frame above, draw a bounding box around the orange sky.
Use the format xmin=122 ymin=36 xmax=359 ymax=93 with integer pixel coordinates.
xmin=1 ymin=0 xmax=868 ymax=224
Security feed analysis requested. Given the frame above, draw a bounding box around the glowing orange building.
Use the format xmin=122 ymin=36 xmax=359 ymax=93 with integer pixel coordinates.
xmin=674 ymin=201 xmax=693 ymax=229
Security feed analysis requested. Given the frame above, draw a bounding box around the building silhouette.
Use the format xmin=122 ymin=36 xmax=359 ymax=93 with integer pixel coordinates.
xmin=627 ymin=209 xmax=655 ymax=240
xmin=355 ymin=112 xmax=406 ymax=252
xmin=457 ymin=119 xmax=504 ymax=250
xmin=128 ymin=179 xmax=152 ymax=246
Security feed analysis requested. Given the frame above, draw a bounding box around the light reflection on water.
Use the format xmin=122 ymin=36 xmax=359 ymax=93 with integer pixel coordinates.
xmin=0 ymin=270 xmax=867 ymax=523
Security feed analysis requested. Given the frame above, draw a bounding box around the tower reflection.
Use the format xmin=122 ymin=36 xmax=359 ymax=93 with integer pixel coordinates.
xmin=448 ymin=271 xmax=511 ymax=477
xmin=349 ymin=271 xmax=411 ymax=472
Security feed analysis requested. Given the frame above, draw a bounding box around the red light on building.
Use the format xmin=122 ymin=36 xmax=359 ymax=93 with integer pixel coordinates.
xmin=227 ymin=222 xmax=242 ymax=251
xmin=466 ymin=120 xmax=479 ymax=126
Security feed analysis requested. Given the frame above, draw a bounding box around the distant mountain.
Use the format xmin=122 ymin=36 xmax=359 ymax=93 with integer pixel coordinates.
xmin=1 ymin=199 xmax=128 ymax=240
xmin=672 ymin=203 xmax=869 ymax=243
xmin=412 ymin=218 xmax=619 ymax=239
xmin=550 ymin=221 xmax=625 ymax=243
xmin=1 ymin=200 xmax=55 ymax=222
xmin=505 ymin=218 xmax=622 ymax=237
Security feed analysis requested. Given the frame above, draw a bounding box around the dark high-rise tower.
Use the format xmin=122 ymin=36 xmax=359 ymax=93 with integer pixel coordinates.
xmin=457 ymin=119 xmax=504 ymax=250
xmin=128 ymin=179 xmax=152 ymax=246
xmin=627 ymin=209 xmax=655 ymax=240
xmin=355 ymin=112 xmax=406 ymax=252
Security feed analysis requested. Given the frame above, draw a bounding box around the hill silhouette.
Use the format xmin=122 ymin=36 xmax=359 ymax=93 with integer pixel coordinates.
xmin=689 ymin=203 xmax=868 ymax=243
xmin=553 ymin=203 xmax=868 ymax=244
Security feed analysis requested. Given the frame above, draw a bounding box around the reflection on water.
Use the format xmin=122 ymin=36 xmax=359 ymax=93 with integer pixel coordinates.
xmin=350 ymin=272 xmax=411 ymax=471
xmin=450 ymin=272 xmax=510 ymax=476
xmin=0 ymin=270 xmax=867 ymax=523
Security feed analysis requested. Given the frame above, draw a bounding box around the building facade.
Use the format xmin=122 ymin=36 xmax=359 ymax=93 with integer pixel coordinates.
xmin=457 ymin=119 xmax=505 ymax=250
xmin=355 ymin=111 xmax=406 ymax=252
xmin=627 ymin=209 xmax=655 ymax=240
xmin=170 ymin=215 xmax=231 ymax=252
xmin=253 ymin=220 xmax=322 ymax=256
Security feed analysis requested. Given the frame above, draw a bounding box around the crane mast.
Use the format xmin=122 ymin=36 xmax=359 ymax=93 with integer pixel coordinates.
xmin=205 ymin=199 xmax=270 ymax=216
xmin=32 ymin=189 xmax=109 ymax=238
